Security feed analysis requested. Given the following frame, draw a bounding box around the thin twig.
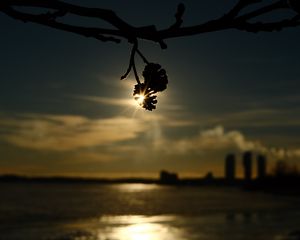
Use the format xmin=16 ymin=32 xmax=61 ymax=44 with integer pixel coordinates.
xmin=136 ymin=49 xmax=149 ymax=65
xmin=120 ymin=41 xmax=138 ymax=81
xmin=132 ymin=57 xmax=140 ymax=84
xmin=169 ymin=3 xmax=185 ymax=29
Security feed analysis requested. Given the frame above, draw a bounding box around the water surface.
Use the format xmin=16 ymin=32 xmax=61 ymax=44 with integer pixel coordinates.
xmin=0 ymin=183 xmax=299 ymax=240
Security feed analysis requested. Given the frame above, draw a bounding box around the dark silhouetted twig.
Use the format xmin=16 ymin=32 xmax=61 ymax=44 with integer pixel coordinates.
xmin=1 ymin=0 xmax=299 ymax=48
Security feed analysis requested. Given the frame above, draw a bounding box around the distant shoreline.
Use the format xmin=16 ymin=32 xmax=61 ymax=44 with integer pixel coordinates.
xmin=0 ymin=174 xmax=243 ymax=186
xmin=1 ymin=174 xmax=300 ymax=196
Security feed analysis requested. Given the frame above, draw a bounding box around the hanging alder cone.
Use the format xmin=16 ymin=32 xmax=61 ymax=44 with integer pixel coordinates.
xmin=132 ymin=63 xmax=168 ymax=111
xmin=120 ymin=44 xmax=168 ymax=111
xmin=142 ymin=63 xmax=168 ymax=92
xmin=133 ymin=83 xmax=157 ymax=111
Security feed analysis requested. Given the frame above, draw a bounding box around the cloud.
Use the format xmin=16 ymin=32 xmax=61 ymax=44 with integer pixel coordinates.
xmin=269 ymin=147 xmax=300 ymax=159
xmin=207 ymin=108 xmax=300 ymax=128
xmin=73 ymin=95 xmax=135 ymax=107
xmin=72 ymin=94 xmax=186 ymax=115
xmin=157 ymin=125 xmax=264 ymax=154
xmin=0 ymin=114 xmax=146 ymax=151
xmin=0 ymin=110 xmax=196 ymax=154
xmin=1 ymin=112 xmax=299 ymax=162
xmin=156 ymin=125 xmax=300 ymax=159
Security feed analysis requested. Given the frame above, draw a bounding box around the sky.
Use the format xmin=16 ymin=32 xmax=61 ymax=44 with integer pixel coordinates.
xmin=0 ymin=0 xmax=300 ymax=178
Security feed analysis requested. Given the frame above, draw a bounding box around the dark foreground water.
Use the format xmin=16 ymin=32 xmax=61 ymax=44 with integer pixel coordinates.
xmin=0 ymin=183 xmax=299 ymax=240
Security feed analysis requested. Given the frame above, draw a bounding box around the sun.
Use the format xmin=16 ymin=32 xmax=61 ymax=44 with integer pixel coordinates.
xmin=134 ymin=94 xmax=145 ymax=106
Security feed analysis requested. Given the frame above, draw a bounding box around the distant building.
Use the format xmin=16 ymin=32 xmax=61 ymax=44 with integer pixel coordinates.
xmin=204 ymin=171 xmax=214 ymax=180
xmin=159 ymin=170 xmax=178 ymax=184
xmin=243 ymin=151 xmax=253 ymax=181
xmin=203 ymin=171 xmax=214 ymax=184
xmin=257 ymin=154 xmax=267 ymax=179
xmin=225 ymin=153 xmax=236 ymax=182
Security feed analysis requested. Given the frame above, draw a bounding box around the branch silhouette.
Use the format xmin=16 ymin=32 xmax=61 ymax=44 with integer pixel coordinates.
xmin=1 ymin=0 xmax=300 ymax=110
xmin=1 ymin=0 xmax=300 ymax=47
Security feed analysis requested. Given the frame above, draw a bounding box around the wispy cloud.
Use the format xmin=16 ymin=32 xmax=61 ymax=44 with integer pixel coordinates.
xmin=1 ymin=112 xmax=299 ymax=162
xmin=0 ymin=114 xmax=146 ymax=151
xmin=206 ymin=108 xmax=300 ymax=128
xmin=74 ymin=95 xmax=135 ymax=107
xmin=72 ymin=94 xmax=186 ymax=114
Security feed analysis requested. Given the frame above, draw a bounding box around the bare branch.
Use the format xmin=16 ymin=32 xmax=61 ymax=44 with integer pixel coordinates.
xmin=1 ymin=0 xmax=299 ymax=47
xmin=1 ymin=0 xmax=300 ymax=111
xmin=1 ymin=0 xmax=133 ymax=31
xmin=223 ymin=0 xmax=263 ymax=20
xmin=169 ymin=3 xmax=185 ymax=29
xmin=235 ymin=17 xmax=300 ymax=32
xmin=1 ymin=6 xmax=122 ymax=43
xmin=236 ymin=0 xmax=288 ymax=22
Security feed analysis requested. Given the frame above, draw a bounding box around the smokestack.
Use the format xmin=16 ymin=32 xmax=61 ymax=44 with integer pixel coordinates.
xmin=243 ymin=151 xmax=252 ymax=182
xmin=257 ymin=154 xmax=267 ymax=179
xmin=225 ymin=153 xmax=236 ymax=183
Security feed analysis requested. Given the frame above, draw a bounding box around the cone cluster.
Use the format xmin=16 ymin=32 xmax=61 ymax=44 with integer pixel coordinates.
xmin=133 ymin=63 xmax=168 ymax=111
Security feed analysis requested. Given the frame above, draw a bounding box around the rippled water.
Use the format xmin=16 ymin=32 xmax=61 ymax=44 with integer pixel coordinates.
xmin=0 ymin=183 xmax=299 ymax=240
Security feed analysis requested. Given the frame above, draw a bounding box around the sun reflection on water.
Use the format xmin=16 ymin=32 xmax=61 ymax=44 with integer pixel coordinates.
xmin=112 ymin=183 xmax=160 ymax=192
xmin=116 ymin=222 xmax=165 ymax=240
xmin=97 ymin=215 xmax=184 ymax=240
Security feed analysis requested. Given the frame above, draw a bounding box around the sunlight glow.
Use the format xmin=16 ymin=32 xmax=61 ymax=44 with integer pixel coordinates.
xmin=118 ymin=223 xmax=162 ymax=240
xmin=97 ymin=215 xmax=183 ymax=240
xmin=134 ymin=94 xmax=145 ymax=106
xmin=113 ymin=183 xmax=159 ymax=192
